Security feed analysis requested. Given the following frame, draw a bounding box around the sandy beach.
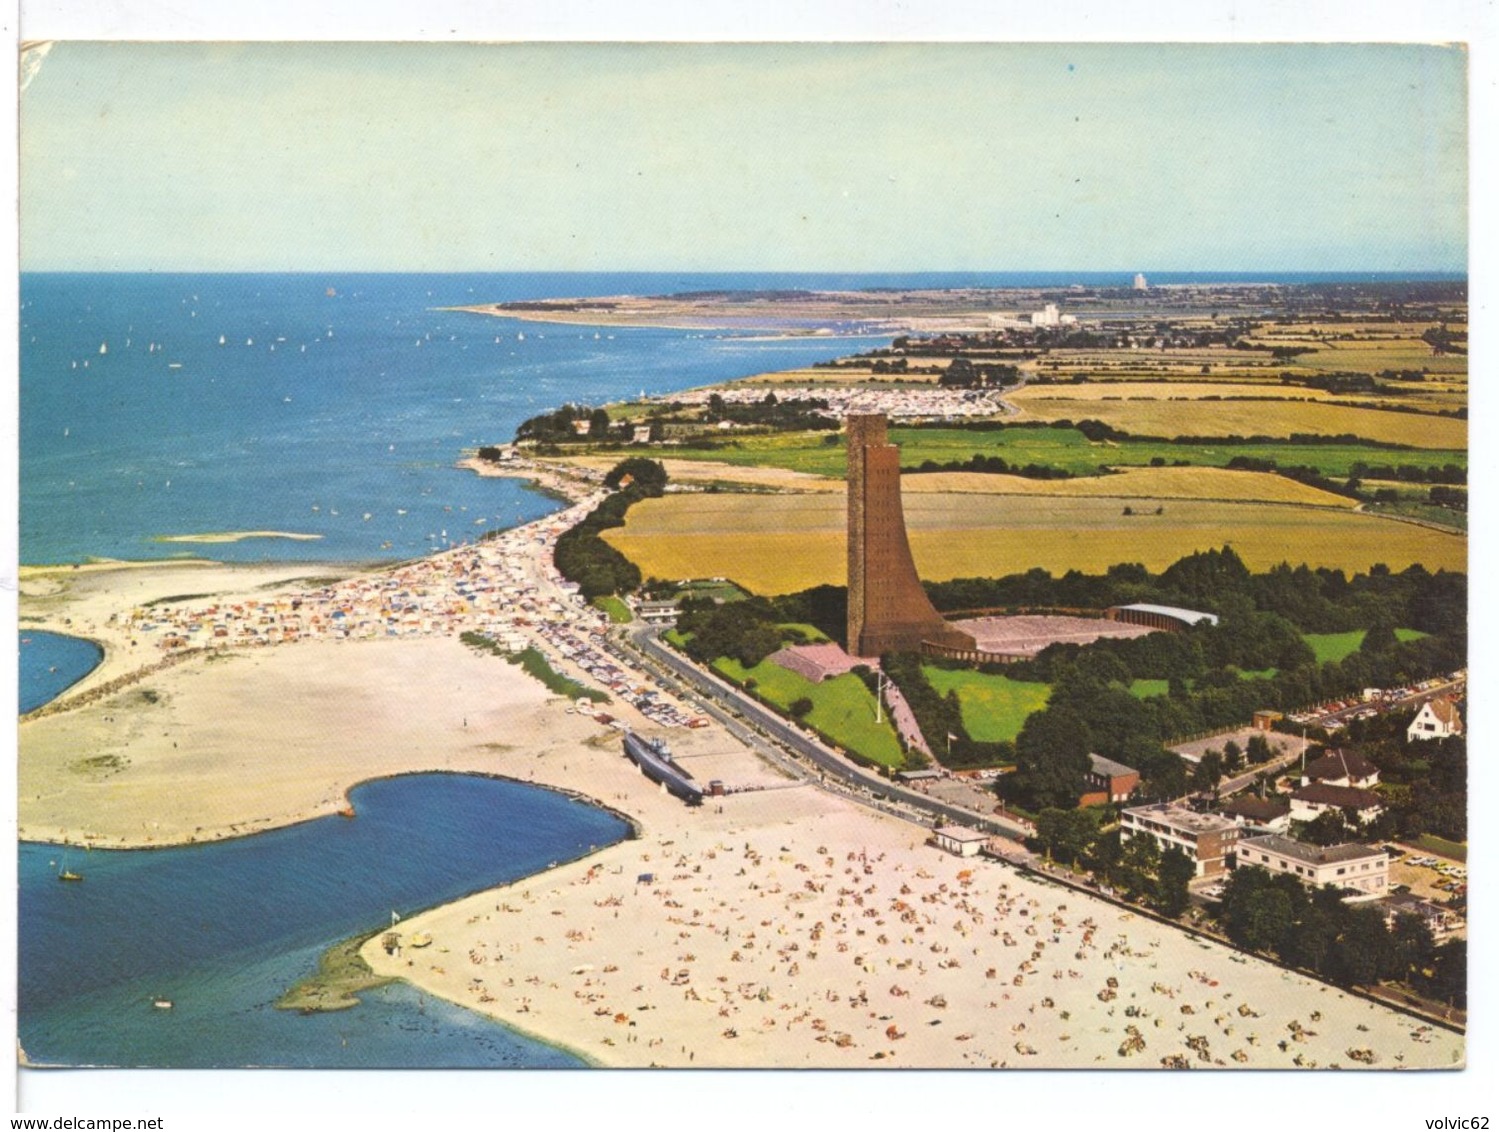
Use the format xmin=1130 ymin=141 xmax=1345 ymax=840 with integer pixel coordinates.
xmin=360 ymin=760 xmax=1463 ymax=1070
xmin=18 ymin=551 xmax=1465 ymax=1070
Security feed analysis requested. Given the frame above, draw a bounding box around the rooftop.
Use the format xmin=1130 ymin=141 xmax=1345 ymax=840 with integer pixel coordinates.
xmin=1291 ymin=783 xmax=1383 ymax=808
xmin=1112 ymin=603 xmax=1219 ymax=627
xmin=934 ymin=826 xmax=991 ymax=843
xmin=1304 ymin=749 xmax=1378 ymax=782
xmin=1088 ymin=753 xmax=1138 ymax=779
xmin=1219 ymin=795 xmax=1290 ymax=822
xmin=1123 ymin=803 xmax=1237 ymax=835
xmin=1239 ymin=834 xmax=1385 ymax=867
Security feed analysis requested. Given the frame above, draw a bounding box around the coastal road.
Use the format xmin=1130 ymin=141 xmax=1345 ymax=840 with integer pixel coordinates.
xmin=620 ymin=625 xmax=1032 ymax=840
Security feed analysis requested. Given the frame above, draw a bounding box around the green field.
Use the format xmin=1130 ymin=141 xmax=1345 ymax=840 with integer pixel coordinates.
xmin=1414 ymin=833 xmax=1467 ymax=863
xmin=924 ymin=666 xmax=1052 ymax=743
xmin=1129 ymin=678 xmax=1171 ymax=700
xmin=592 ymin=595 xmax=633 ymax=623
xmin=1302 ymin=627 xmax=1429 ymax=663
xmin=615 ymin=426 xmax=1466 ymax=481
xmin=714 ymin=657 xmax=905 ymax=768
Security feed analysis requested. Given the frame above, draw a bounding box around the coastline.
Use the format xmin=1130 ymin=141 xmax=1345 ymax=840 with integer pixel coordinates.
xmin=18 ymin=362 xmax=1468 ymax=1072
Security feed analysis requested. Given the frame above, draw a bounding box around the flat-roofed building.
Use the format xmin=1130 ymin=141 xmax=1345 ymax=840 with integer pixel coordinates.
xmin=1121 ymin=803 xmax=1240 ymax=877
xmin=1235 ymin=834 xmax=1388 ymax=896
xmin=933 ymin=826 xmax=990 ymax=858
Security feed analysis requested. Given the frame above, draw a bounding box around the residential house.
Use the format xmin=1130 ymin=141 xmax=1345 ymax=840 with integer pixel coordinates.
xmin=1408 ymin=696 xmax=1463 ymax=742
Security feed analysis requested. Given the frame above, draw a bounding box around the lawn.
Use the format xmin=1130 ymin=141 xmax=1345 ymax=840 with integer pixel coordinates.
xmin=592 ymin=595 xmax=633 ymax=624
xmin=1302 ymin=628 xmax=1430 ymax=663
xmin=1129 ymin=678 xmax=1171 ymax=700
xmin=713 ymin=656 xmax=905 ymax=768
xmin=923 ymin=667 xmax=1051 ymax=743
xmin=1414 ymin=833 xmax=1467 ymax=863
xmin=778 ymin=622 xmax=830 ymax=643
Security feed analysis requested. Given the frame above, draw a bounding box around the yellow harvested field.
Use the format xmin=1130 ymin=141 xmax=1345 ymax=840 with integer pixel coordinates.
xmin=603 ymin=492 xmax=1465 ymax=595
xmin=903 ymin=466 xmax=1360 ymax=507
xmin=1010 ymin=395 xmax=1467 ymax=448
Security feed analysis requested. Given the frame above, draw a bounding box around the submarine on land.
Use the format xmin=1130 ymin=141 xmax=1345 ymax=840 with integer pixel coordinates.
xmin=622 ymin=731 xmax=704 ymax=806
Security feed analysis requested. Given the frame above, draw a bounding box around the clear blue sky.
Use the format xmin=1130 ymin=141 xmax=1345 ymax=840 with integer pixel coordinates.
xmin=19 ymin=42 xmax=1467 ymax=272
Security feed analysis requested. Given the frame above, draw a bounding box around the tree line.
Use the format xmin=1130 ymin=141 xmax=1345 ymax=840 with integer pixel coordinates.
xmin=1218 ymin=866 xmax=1464 ymax=1004
xmin=552 ymin=458 xmax=668 ymax=599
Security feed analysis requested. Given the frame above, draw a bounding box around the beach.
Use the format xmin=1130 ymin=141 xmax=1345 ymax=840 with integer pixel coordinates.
xmin=17 ymin=494 xmax=1465 ymax=1071
xmin=359 ymin=758 xmax=1463 ymax=1070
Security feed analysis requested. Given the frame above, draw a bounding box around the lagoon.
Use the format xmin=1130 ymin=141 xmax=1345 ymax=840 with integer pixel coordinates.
xmin=19 ymin=773 xmax=631 ymax=1068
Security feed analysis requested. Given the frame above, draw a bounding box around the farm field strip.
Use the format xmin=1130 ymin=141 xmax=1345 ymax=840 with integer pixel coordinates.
xmin=604 ymin=493 xmax=1466 ymax=595
xmin=1009 ymin=396 xmax=1467 ymax=448
xmin=608 ymin=428 xmax=1466 ymax=480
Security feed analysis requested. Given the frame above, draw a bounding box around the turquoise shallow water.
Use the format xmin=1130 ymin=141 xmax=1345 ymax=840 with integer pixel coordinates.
xmin=19 ymin=773 xmax=631 ymax=1068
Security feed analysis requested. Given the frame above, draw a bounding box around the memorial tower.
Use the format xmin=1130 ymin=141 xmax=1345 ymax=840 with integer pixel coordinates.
xmin=845 ymin=413 xmax=975 ymax=657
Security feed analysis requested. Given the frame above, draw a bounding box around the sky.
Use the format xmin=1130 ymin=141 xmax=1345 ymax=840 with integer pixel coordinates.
xmin=18 ymin=41 xmax=1468 ymax=273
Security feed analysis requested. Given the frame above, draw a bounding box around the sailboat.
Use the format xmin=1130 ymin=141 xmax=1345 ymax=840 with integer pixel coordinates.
xmin=57 ymin=852 xmax=83 ymax=882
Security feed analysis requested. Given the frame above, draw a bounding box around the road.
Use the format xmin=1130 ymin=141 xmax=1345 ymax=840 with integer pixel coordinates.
xmin=615 ymin=624 xmax=1033 ymax=839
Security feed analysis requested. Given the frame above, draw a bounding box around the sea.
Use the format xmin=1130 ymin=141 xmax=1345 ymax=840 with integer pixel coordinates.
xmin=18 ymin=774 xmax=630 ymax=1068
xmin=16 ymin=269 xmax=1455 ymax=1071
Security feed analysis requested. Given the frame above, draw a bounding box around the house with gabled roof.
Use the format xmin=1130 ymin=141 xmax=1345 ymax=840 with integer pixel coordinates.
xmin=1290 ymin=782 xmax=1384 ymax=825
xmin=1301 ymin=749 xmax=1379 ymax=790
xmin=1408 ymin=696 xmax=1463 ymax=742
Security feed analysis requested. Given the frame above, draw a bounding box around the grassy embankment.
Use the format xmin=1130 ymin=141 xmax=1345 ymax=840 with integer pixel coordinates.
xmin=711 ymin=656 xmax=905 ymax=769
xmin=922 ymin=666 xmax=1051 ymax=744
xmin=460 ymin=632 xmax=609 ymax=703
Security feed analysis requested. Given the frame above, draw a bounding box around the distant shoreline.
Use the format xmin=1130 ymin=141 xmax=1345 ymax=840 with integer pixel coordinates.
xmin=154 ymin=530 xmax=325 ymax=545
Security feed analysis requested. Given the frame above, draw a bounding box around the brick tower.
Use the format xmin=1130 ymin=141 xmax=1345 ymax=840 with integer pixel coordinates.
xmin=845 ymin=414 xmax=976 ymax=657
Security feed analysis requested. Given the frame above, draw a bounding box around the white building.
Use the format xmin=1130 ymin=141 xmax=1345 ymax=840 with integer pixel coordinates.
xmin=933 ymin=826 xmax=990 ymax=858
xmin=1121 ymin=803 xmax=1240 ymax=877
xmin=1030 ymin=303 xmax=1075 ymax=328
xmin=1289 ymin=783 xmax=1384 ymax=825
xmin=1408 ymin=696 xmax=1463 ymax=742
xmin=1235 ymin=834 xmax=1388 ymax=897
xmin=1133 ymin=273 xmax=1149 ymax=291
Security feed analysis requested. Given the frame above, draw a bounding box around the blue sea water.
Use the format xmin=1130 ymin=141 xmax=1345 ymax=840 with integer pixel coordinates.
xmin=23 ymin=271 xmax=1451 ymax=566
xmin=19 ymin=273 xmax=893 ymax=566
xmin=18 ymin=630 xmax=104 ymax=713
xmin=18 ymin=270 xmax=1458 ymax=1070
xmin=19 ymin=773 xmax=630 ymax=1068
